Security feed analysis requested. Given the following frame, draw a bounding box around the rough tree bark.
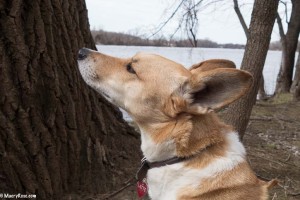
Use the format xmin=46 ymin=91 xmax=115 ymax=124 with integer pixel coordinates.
xmin=292 ymin=51 xmax=300 ymax=100
xmin=233 ymin=0 xmax=266 ymax=100
xmin=223 ymin=0 xmax=279 ymax=139
xmin=0 ymin=0 xmax=140 ymax=199
xmin=275 ymin=0 xmax=300 ymax=93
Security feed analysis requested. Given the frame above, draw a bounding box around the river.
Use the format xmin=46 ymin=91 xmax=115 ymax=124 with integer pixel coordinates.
xmin=96 ymin=45 xmax=285 ymax=121
xmin=97 ymin=45 xmax=282 ymax=95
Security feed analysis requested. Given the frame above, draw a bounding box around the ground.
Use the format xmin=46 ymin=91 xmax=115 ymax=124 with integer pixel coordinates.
xmin=244 ymin=94 xmax=300 ymax=200
xmin=85 ymin=94 xmax=300 ymax=200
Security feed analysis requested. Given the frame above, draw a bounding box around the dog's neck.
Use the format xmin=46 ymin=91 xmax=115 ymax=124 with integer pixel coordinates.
xmin=138 ymin=113 xmax=232 ymax=162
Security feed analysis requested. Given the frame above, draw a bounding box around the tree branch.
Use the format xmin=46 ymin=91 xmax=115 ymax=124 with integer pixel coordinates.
xmin=233 ymin=0 xmax=249 ymax=39
xmin=276 ymin=12 xmax=286 ymax=40
xmin=279 ymin=0 xmax=289 ymax=24
xmin=148 ymin=0 xmax=186 ymax=38
xmin=149 ymin=0 xmax=222 ymax=39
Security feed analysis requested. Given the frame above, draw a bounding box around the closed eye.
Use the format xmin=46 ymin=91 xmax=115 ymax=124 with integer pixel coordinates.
xmin=126 ymin=63 xmax=136 ymax=74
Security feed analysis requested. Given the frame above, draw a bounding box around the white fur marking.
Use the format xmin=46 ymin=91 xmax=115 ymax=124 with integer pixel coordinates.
xmin=146 ymin=132 xmax=246 ymax=200
xmin=140 ymin=129 xmax=176 ymax=162
xmin=78 ymin=60 xmax=124 ymax=105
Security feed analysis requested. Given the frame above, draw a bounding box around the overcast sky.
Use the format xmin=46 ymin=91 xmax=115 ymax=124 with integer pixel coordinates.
xmin=85 ymin=0 xmax=289 ymax=44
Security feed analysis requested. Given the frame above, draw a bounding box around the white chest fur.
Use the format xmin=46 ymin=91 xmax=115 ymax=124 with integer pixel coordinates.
xmin=140 ymin=130 xmax=177 ymax=162
xmin=141 ymin=132 xmax=246 ymax=200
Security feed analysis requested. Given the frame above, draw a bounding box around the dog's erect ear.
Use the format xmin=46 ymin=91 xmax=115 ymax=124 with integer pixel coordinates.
xmin=177 ymin=68 xmax=253 ymax=115
xmin=190 ymin=59 xmax=236 ymax=74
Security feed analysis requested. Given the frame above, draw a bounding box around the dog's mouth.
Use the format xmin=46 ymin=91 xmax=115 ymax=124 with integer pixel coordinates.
xmin=97 ymin=89 xmax=114 ymax=103
xmin=101 ymin=91 xmax=110 ymax=99
xmin=77 ymin=63 xmax=114 ymax=103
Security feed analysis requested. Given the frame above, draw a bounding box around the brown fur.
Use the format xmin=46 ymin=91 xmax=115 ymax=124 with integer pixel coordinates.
xmin=179 ymin=162 xmax=270 ymax=200
xmin=190 ymin=59 xmax=236 ymax=73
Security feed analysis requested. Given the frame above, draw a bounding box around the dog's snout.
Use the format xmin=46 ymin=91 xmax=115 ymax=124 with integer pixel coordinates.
xmin=78 ymin=48 xmax=91 ymax=60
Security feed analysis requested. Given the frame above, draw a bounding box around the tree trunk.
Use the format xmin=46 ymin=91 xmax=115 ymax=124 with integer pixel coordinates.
xmin=223 ymin=0 xmax=279 ymax=139
xmin=233 ymin=0 xmax=266 ymax=100
xmin=292 ymin=51 xmax=300 ymax=100
xmin=258 ymin=76 xmax=267 ymax=100
xmin=0 ymin=1 xmax=140 ymax=199
xmin=275 ymin=0 xmax=300 ymax=93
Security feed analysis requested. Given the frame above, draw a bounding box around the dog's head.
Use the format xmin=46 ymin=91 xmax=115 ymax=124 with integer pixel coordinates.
xmin=77 ymin=48 xmax=252 ymax=124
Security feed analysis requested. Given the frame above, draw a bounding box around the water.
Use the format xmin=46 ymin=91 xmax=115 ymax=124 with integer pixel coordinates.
xmin=96 ymin=45 xmax=283 ymax=121
xmin=97 ymin=45 xmax=282 ymax=95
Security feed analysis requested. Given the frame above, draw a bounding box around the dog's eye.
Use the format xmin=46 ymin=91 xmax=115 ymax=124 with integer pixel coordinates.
xmin=126 ymin=63 xmax=136 ymax=74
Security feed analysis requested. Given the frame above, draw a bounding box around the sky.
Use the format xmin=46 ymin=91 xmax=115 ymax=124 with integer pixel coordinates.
xmin=85 ymin=0 xmax=289 ymax=44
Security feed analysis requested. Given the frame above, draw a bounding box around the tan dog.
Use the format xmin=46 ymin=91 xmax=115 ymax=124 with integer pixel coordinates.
xmin=77 ymin=48 xmax=276 ymax=200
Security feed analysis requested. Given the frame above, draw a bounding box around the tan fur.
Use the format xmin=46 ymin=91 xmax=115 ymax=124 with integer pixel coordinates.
xmin=190 ymin=59 xmax=236 ymax=73
xmin=77 ymin=49 xmax=276 ymax=200
xmin=175 ymin=113 xmax=231 ymax=157
xmin=188 ymin=68 xmax=253 ymax=111
xmin=179 ymin=162 xmax=269 ymax=200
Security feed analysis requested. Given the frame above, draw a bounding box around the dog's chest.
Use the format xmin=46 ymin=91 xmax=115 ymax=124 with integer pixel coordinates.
xmin=146 ymin=155 xmax=243 ymax=200
xmin=146 ymin=163 xmax=194 ymax=200
xmin=142 ymin=132 xmax=246 ymax=200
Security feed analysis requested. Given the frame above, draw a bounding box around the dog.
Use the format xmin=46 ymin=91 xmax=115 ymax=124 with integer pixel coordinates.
xmin=77 ymin=48 xmax=276 ymax=200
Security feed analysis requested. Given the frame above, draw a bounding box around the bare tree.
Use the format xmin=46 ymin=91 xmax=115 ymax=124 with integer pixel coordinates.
xmin=0 ymin=0 xmax=139 ymax=199
xmin=275 ymin=0 xmax=300 ymax=94
xmin=233 ymin=0 xmax=267 ymax=100
xmin=149 ymin=0 xmax=214 ymax=46
xmin=224 ymin=0 xmax=279 ymax=139
xmin=182 ymin=0 xmax=199 ymax=47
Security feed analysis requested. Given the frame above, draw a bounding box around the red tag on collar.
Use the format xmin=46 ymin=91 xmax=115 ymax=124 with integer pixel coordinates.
xmin=137 ymin=180 xmax=148 ymax=198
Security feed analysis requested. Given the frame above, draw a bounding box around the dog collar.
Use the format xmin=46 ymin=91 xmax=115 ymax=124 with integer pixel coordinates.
xmin=136 ymin=156 xmax=190 ymax=181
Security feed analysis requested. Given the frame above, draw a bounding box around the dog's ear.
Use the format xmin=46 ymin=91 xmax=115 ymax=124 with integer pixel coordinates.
xmin=189 ymin=59 xmax=236 ymax=74
xmin=176 ymin=68 xmax=253 ymax=115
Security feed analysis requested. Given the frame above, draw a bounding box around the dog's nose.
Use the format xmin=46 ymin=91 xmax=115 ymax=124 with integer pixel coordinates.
xmin=78 ymin=48 xmax=91 ymax=60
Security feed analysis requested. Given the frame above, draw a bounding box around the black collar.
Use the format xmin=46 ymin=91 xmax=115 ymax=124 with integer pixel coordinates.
xmin=136 ymin=156 xmax=191 ymax=181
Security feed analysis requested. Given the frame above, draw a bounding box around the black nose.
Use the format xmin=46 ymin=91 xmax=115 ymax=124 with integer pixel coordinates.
xmin=78 ymin=48 xmax=91 ymax=60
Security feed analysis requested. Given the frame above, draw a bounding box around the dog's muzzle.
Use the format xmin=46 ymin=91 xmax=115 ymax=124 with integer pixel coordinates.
xmin=78 ymin=48 xmax=91 ymax=60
